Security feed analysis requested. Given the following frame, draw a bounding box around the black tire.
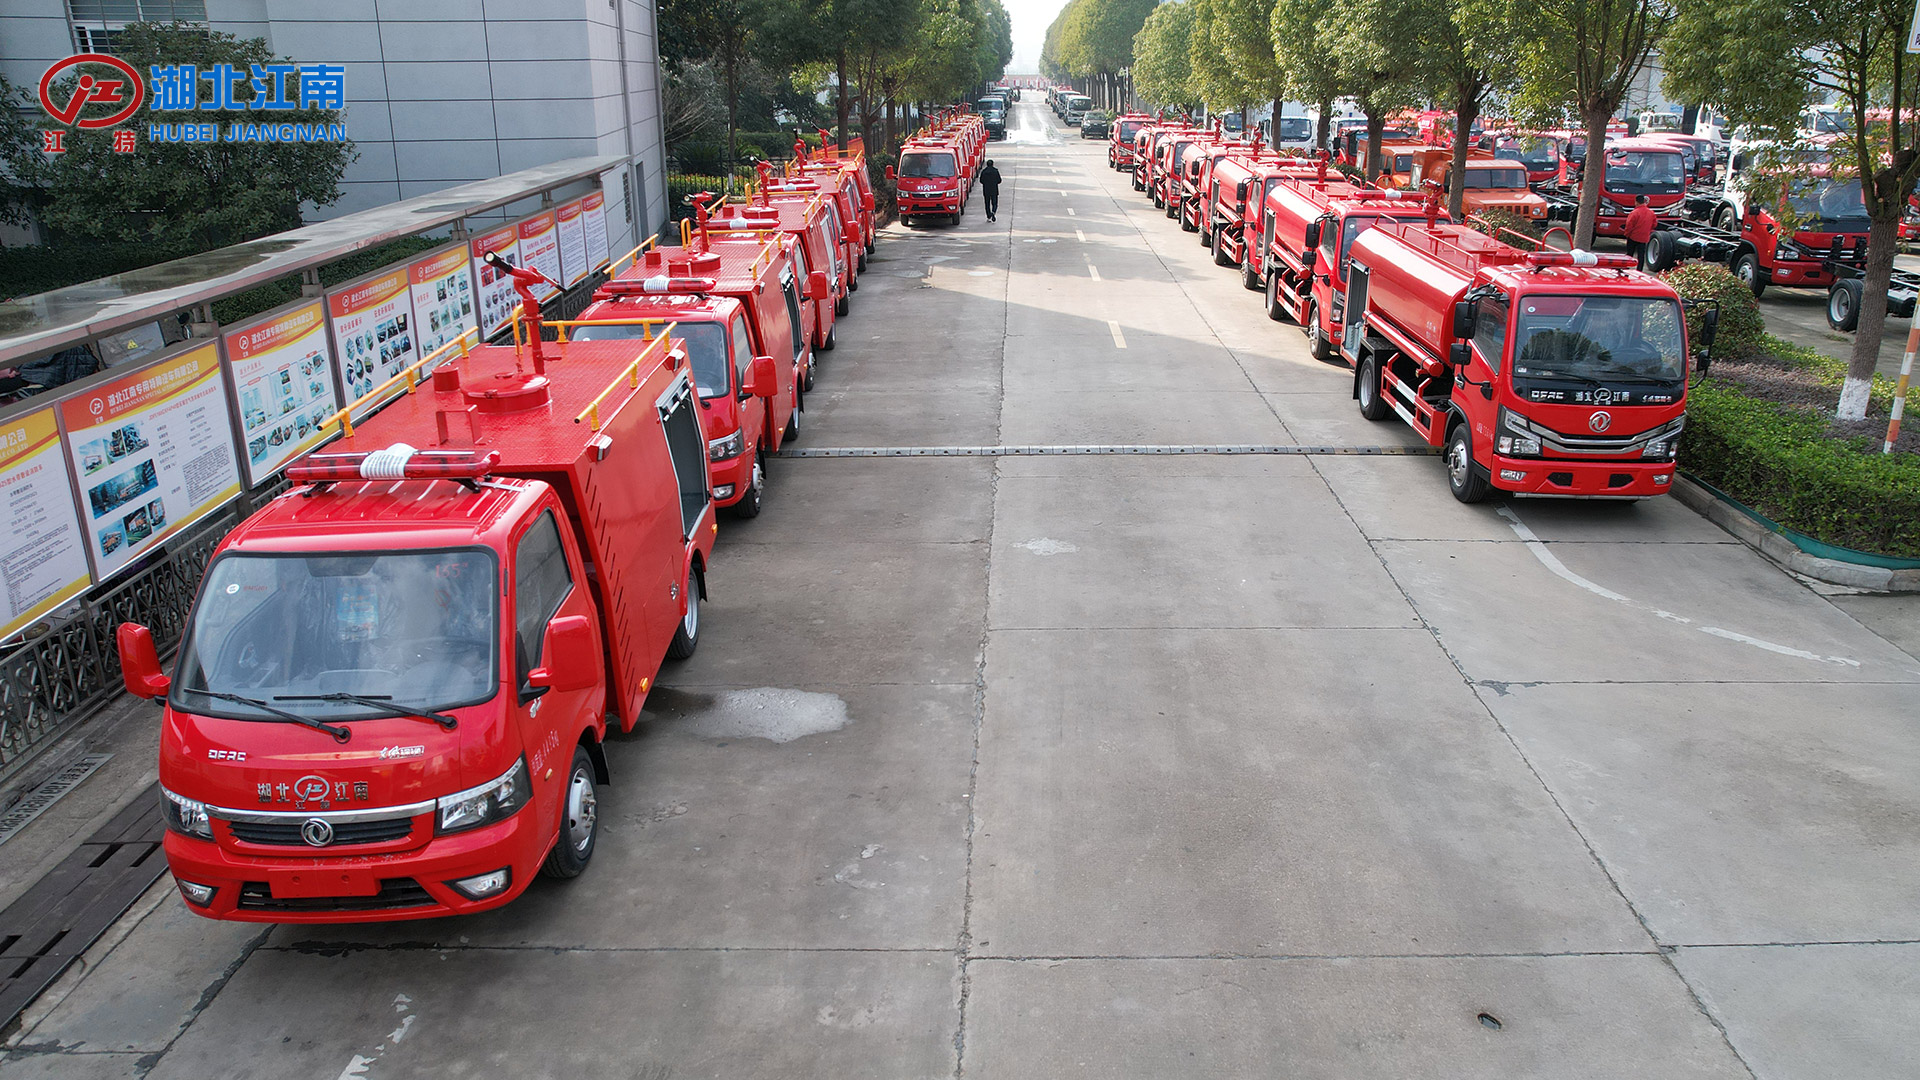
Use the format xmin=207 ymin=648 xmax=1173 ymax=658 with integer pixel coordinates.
xmin=847 ymin=271 xmax=858 ymax=292
xmin=950 ymin=212 xmax=961 ymax=226
xmin=540 ymin=745 xmax=599 ymax=879
xmin=784 ymin=402 xmax=800 ymax=442
xmin=1357 ymin=353 xmax=1391 ymax=420
xmin=1200 ymin=224 xmax=1213 ymax=247
xmin=1182 ymin=207 xmax=1199 ymax=232
xmin=1645 ymin=231 xmax=1675 ymax=272
xmin=1265 ymin=271 xmax=1289 ymax=322
xmin=821 ymin=323 xmax=836 ymax=353
xmin=1828 ymin=278 xmax=1863 ymax=332
xmin=666 ymin=567 xmax=701 ymax=659
xmin=728 ymin=452 xmax=765 ymax=519
xmin=1732 ymin=251 xmax=1767 ymax=298
xmin=1165 ymin=200 xmax=1178 ymax=219
xmin=1445 ymin=422 xmax=1491 ymax=504
xmin=835 ymin=293 xmax=849 ymax=316
xmin=802 ymin=353 xmax=816 ymax=391
xmin=1241 ymin=256 xmax=1262 ymax=291
xmin=1213 ymin=231 xmax=1235 ymax=267
xmin=1306 ymin=301 xmax=1335 ymax=362
xmin=857 ymin=252 xmax=867 ymax=272
xmin=1713 ymin=205 xmax=1738 ymax=231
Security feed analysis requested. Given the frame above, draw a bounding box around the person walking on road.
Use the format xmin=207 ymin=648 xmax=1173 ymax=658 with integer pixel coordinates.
xmin=1624 ymin=195 xmax=1658 ymax=270
xmin=981 ymin=160 xmax=1003 ymax=221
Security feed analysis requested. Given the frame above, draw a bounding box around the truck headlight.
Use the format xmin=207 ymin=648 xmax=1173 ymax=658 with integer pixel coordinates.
xmin=1776 ymin=242 xmax=1804 ymax=261
xmin=1643 ymin=438 xmax=1678 ymax=459
xmin=1497 ymin=408 xmax=1543 ymax=457
xmin=160 ymin=785 xmax=213 ymax=839
xmin=436 ymin=757 xmax=532 ymax=835
xmin=707 ymin=430 xmax=744 ymax=461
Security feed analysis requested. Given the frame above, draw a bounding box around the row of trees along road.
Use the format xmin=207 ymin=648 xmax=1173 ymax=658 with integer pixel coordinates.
xmin=660 ymin=0 xmax=1012 ymax=163
xmin=1079 ymin=0 xmax=1915 ymax=420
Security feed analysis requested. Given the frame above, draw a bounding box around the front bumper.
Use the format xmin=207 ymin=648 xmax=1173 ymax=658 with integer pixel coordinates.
xmin=1489 ymin=456 xmax=1675 ymax=498
xmin=1766 ymin=261 xmax=1836 ymax=288
xmin=898 ymin=193 xmax=961 ymax=214
xmin=709 ymin=447 xmax=752 ymax=507
xmin=164 ymin=811 xmax=545 ymax=923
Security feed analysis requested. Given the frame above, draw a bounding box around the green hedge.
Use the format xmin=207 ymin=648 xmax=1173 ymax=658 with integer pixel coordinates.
xmin=1659 ymin=262 xmax=1765 ymax=360
xmin=1684 ymin=375 xmax=1920 ymax=558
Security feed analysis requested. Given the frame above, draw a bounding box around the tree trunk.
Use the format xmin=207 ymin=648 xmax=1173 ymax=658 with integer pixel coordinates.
xmin=1364 ymin=108 xmax=1385 ymax=181
xmin=1449 ymin=93 xmax=1478 ymax=222
xmin=837 ymin=46 xmax=850 ymax=147
xmin=1840 ymin=210 xmax=1900 ymax=419
xmin=1317 ymin=95 xmax=1332 ymax=151
xmin=723 ymin=40 xmax=739 ymax=166
xmin=1573 ymin=106 xmax=1609 ymax=249
xmin=1272 ymin=95 xmax=1283 ymax=146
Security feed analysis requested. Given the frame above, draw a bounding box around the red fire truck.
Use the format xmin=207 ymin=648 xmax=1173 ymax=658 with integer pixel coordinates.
xmin=1342 ymin=220 xmax=1701 ymax=502
xmin=1540 ymin=137 xmax=1688 ymax=237
xmin=1177 ymin=132 xmax=1243 ymax=231
xmin=792 ymin=133 xmax=877 ymax=263
xmin=716 ymin=184 xmax=846 ymax=355
xmin=1203 ymin=151 xmax=1320 ymax=273
xmin=118 ymin=263 xmax=720 ymax=922
xmin=1259 ymin=175 xmax=1446 ymax=361
xmin=1109 ymin=113 xmax=1153 ymax=171
xmin=1152 ymin=130 xmax=1208 ymax=212
xmin=889 ymin=133 xmax=971 ymax=226
xmin=789 ymin=149 xmax=872 ymax=281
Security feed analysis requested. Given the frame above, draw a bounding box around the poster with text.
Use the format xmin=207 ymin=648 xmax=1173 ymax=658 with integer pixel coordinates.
xmin=582 ymin=190 xmax=610 ymax=271
xmin=470 ymin=223 xmax=521 ymax=338
xmin=59 ymin=343 xmax=241 ymax=581
xmin=0 ymin=407 xmax=91 ymax=640
xmin=408 ymin=243 xmax=477 ymax=361
xmin=556 ymin=198 xmax=589 ymax=287
xmin=517 ymin=211 xmax=562 ymax=302
xmin=226 ymin=300 xmax=340 ymax=485
xmin=326 ymin=268 xmax=420 ymax=423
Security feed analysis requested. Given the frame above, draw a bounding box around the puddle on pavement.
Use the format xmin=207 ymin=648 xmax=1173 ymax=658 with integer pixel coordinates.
xmin=644 ymin=686 xmax=851 ymax=743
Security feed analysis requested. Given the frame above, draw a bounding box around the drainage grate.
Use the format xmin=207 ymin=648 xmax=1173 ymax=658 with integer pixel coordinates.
xmin=775 ymin=444 xmax=1441 ymax=458
xmin=0 ymin=784 xmax=167 ymax=1032
xmin=0 ymin=755 xmax=113 ymax=847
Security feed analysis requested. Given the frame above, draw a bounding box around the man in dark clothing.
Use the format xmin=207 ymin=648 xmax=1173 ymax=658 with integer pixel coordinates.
xmin=980 ymin=160 xmax=1003 ymax=221
xmin=1623 ymin=194 xmax=1658 ymax=270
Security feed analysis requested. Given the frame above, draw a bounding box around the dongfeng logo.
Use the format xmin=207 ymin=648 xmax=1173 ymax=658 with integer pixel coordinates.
xmin=300 ymin=818 xmax=335 ymax=847
xmin=1589 ymin=411 xmax=1613 ymax=433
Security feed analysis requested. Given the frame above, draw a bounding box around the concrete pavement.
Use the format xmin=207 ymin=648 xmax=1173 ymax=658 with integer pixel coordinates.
xmin=4 ymin=101 xmax=1918 ymax=1079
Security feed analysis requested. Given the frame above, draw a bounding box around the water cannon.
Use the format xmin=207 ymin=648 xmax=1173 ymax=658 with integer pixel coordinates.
xmin=688 ymin=191 xmax=716 ymax=251
xmin=482 ymin=250 xmax=560 ymax=372
xmin=754 ymin=161 xmax=774 ymax=203
xmin=816 ymin=127 xmax=834 ymax=152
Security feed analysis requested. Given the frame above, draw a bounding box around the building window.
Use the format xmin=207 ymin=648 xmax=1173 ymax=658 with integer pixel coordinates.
xmin=68 ymin=1 xmax=209 ymax=54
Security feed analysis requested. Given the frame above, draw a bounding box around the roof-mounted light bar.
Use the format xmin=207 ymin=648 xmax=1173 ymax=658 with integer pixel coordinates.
xmin=288 ymin=444 xmax=501 ymax=485
xmin=1526 ymin=250 xmax=1638 ymax=269
xmin=599 ymin=276 xmax=719 ymax=297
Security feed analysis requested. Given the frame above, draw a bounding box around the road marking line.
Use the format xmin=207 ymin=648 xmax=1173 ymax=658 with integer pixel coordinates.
xmin=776 ymin=445 xmax=1439 ymax=457
xmin=1066 ymin=208 xmax=1076 ymax=216
xmin=1108 ymin=320 xmax=1126 ymax=348
xmin=1076 ymin=229 xmax=1086 ymax=242
xmin=1087 ymin=264 xmax=1101 ymax=281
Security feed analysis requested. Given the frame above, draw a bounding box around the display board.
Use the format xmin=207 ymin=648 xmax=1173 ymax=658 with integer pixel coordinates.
xmin=516 ymin=211 xmax=563 ymax=301
xmin=556 ymin=198 xmax=589 ymax=287
xmin=0 ymin=406 xmax=91 ymax=640
xmin=408 ymin=243 xmax=477 ymax=359
xmin=224 ymin=299 xmax=341 ymax=485
xmin=470 ymin=223 xmax=521 ymax=338
xmin=582 ymin=190 xmax=610 ymax=271
xmin=326 ymin=267 xmax=420 ymax=421
xmin=58 ymin=343 xmax=242 ymax=581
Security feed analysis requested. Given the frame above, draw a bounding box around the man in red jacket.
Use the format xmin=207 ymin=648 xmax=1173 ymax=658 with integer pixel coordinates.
xmin=1624 ymin=195 xmax=1658 ymax=270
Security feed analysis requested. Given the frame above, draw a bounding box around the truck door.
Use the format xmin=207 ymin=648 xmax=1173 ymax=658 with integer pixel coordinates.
xmin=511 ymin=507 xmax=597 ymax=828
xmin=656 ymin=376 xmax=709 ymax=542
xmin=776 ymin=271 xmax=807 ymax=405
xmin=728 ymin=313 xmax=765 ymax=451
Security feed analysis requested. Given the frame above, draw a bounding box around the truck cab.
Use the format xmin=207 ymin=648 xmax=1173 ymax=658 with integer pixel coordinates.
xmin=1344 ymin=223 xmax=1693 ymax=502
xmin=1408 ymin=152 xmax=1550 ymax=221
xmin=1480 ymin=132 xmax=1563 ymax=187
xmin=890 ymin=142 xmax=966 ymax=226
xmin=1110 ymin=114 xmax=1152 ymax=170
xmin=1064 ymin=95 xmax=1091 ymax=126
xmin=1589 ymin=138 xmax=1689 ymax=235
xmin=716 ymin=190 xmax=845 ymax=353
xmin=1209 ymin=154 xmax=1322 ymax=281
xmin=120 ymin=324 xmax=717 ymax=922
xmin=1727 ymin=174 xmax=1870 ymax=298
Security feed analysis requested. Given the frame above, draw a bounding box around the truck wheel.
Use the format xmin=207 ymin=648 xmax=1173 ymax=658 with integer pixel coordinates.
xmin=540 ymin=745 xmax=599 ymax=879
xmin=1241 ymin=258 xmax=1261 ymax=291
xmin=1645 ymin=231 xmax=1675 ymax=272
xmin=1182 ymin=208 xmax=1198 ymax=232
xmin=858 ymin=251 xmax=867 ymax=272
xmin=1200 ymin=224 xmax=1213 ymax=247
xmin=847 ymin=271 xmax=858 ymax=292
xmin=1713 ymin=205 xmax=1738 ymax=231
xmin=1357 ymin=355 xmax=1391 ymax=420
xmin=1165 ymin=200 xmax=1178 ymax=220
xmin=1265 ymin=272 xmax=1289 ymax=322
xmin=821 ymin=323 xmax=836 ymax=353
xmin=1307 ymin=301 xmax=1335 ymax=362
xmin=784 ymin=405 xmax=800 ymax=442
xmin=667 ymin=568 xmax=701 ymax=659
xmin=1213 ymin=232 xmax=1235 ymax=267
xmin=730 ymin=453 xmax=765 ymax=519
xmin=1732 ymin=252 xmax=1767 ymax=298
xmin=835 ymin=294 xmax=849 ymax=317
xmin=1445 ymin=423 xmax=1491 ymax=504
xmin=1828 ymin=278 xmax=1863 ymax=332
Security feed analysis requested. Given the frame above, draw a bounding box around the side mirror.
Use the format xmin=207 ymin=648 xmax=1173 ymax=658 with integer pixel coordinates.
xmin=748 ymin=355 xmax=778 ymax=398
xmin=1303 ymin=220 xmax=1323 ymax=249
xmin=1451 ymin=300 xmax=1477 ymax=341
xmin=862 ymin=193 xmax=875 ymax=211
xmin=843 ymin=222 xmax=861 ymax=246
xmin=806 ymin=269 xmax=831 ymax=301
xmin=527 ymin=615 xmax=598 ymax=693
xmin=117 ymin=622 xmax=170 ymax=700
xmin=884 ymin=165 xmax=896 ymax=180
xmin=1449 ymin=341 xmax=1472 ymax=369
xmin=1235 ymin=179 xmax=1252 ymax=204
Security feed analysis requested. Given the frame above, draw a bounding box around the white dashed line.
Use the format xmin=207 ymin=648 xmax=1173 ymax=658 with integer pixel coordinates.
xmin=1066 ymin=208 xmax=1076 ymax=216
xmin=1075 ymin=229 xmax=1086 ymax=242
xmin=1108 ymin=320 xmax=1126 ymax=348
xmin=1087 ymin=264 xmax=1101 ymax=281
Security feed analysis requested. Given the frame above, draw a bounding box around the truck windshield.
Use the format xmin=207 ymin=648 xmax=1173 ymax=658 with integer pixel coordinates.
xmin=1277 ymin=117 xmax=1312 ymax=141
xmin=175 ymin=549 xmax=499 ymax=721
xmin=1118 ymin=121 xmax=1145 ymax=141
xmin=1511 ymin=296 xmax=1686 ymax=385
xmin=573 ymin=319 xmax=729 ymax=398
xmin=899 ymin=154 xmax=956 ymax=178
xmin=1604 ymin=151 xmax=1685 ymax=191
xmin=1463 ymin=168 xmax=1528 ymax=190
xmin=1786 ymin=179 xmax=1869 ymax=231
xmin=1498 ymin=138 xmax=1559 ymax=170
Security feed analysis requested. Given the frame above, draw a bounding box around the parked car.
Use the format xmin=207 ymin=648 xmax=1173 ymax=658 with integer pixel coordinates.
xmin=1081 ymin=111 xmax=1112 ymax=140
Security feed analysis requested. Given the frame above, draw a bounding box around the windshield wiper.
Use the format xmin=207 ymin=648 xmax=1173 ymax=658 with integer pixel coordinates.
xmin=277 ymin=693 xmax=458 ymax=730
xmin=1521 ymin=368 xmax=1607 ymax=388
xmin=178 ymin=688 xmax=351 ymax=742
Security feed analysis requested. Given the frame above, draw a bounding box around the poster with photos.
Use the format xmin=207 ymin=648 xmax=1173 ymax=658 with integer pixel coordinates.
xmin=407 ymin=243 xmax=477 ymax=361
xmin=327 ymin=266 xmax=420 ymax=422
xmin=224 ymin=299 xmax=342 ymax=485
xmin=516 ymin=211 xmax=563 ymax=302
xmin=470 ymin=222 xmax=521 ymax=338
xmin=0 ymin=406 xmax=91 ymax=640
xmin=582 ymin=190 xmax=610 ymax=271
xmin=556 ymin=197 xmax=589 ymax=287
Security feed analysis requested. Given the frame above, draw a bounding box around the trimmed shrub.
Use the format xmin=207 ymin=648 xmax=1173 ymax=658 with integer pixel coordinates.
xmin=1659 ymin=261 xmax=1765 ymax=360
xmin=1468 ymin=207 xmax=1542 ymax=242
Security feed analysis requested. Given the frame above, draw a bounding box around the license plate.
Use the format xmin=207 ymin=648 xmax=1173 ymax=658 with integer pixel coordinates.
xmin=268 ymin=868 xmax=378 ymax=898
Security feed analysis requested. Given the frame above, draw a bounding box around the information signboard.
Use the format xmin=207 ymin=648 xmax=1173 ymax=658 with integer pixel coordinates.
xmin=582 ymin=190 xmax=610 ymax=271
xmin=224 ymin=299 xmax=340 ymax=485
xmin=326 ymin=267 xmax=420 ymax=421
xmin=556 ymin=198 xmax=589 ymax=287
xmin=0 ymin=407 xmax=91 ymax=640
xmin=408 ymin=243 xmax=477 ymax=359
xmin=470 ymin=223 xmax=521 ymax=338
xmin=58 ymin=342 xmax=241 ymax=581
xmin=516 ymin=211 xmax=563 ymax=301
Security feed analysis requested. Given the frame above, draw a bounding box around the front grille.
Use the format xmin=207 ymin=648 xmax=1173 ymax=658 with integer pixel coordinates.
xmin=227 ymin=817 xmax=414 ymax=846
xmin=237 ymin=878 xmax=435 ymax=913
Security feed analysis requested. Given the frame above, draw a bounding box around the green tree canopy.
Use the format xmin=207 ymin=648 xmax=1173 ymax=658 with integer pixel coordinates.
xmin=1271 ymin=0 xmax=1345 ymax=148
xmin=1132 ymin=0 xmax=1200 ymax=111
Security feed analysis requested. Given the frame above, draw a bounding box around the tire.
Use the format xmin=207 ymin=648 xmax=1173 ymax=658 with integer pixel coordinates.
xmin=1306 ymin=301 xmax=1335 ymax=362
xmin=729 ymin=452 xmax=764 ymax=519
xmin=1265 ymin=271 xmax=1288 ymax=322
xmin=1732 ymin=251 xmax=1767 ymax=298
xmin=821 ymin=323 xmax=836 ymax=353
xmin=1445 ymin=422 xmax=1491 ymax=504
xmin=1828 ymin=278 xmax=1863 ymax=332
xmin=835 ymin=294 xmax=849 ymax=316
xmin=1241 ymin=257 xmax=1262 ymax=291
xmin=1182 ymin=207 xmax=1199 ymax=232
xmin=540 ymin=745 xmax=599 ymax=879
xmin=1357 ymin=353 xmax=1391 ymax=420
xmin=666 ymin=566 xmax=701 ymax=659
xmin=847 ymin=270 xmax=858 ymax=292
xmin=1645 ymin=231 xmax=1675 ymax=273
xmin=950 ymin=212 xmax=961 ymax=226
xmin=858 ymin=252 xmax=867 ymax=272
xmin=1213 ymin=231 xmax=1235 ymax=267
xmin=1165 ymin=200 xmax=1178 ymax=219
xmin=1200 ymin=224 xmax=1213 ymax=247
xmin=802 ymin=353 xmax=816 ymax=391
xmin=784 ymin=403 xmax=800 ymax=442
xmin=1713 ymin=205 xmax=1738 ymax=231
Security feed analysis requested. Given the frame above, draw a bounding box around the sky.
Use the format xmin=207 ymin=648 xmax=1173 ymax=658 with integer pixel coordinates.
xmin=1004 ymin=0 xmax=1072 ymax=74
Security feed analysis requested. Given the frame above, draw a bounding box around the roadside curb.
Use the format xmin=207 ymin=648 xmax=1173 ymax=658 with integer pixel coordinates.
xmin=1674 ymin=476 xmax=1920 ymax=593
